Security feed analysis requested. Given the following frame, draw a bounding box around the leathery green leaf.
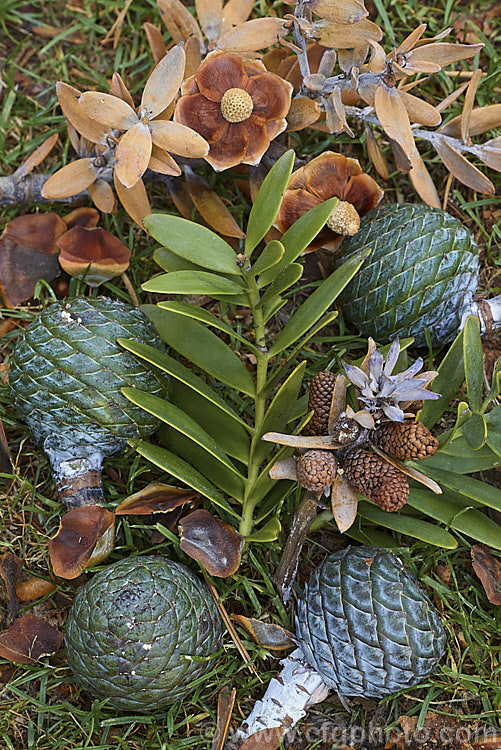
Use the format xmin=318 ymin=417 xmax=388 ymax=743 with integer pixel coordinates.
xmin=142 ymin=270 xmax=244 ymax=295
xmin=160 ymin=427 xmax=245 ymax=501
xmin=122 ymin=388 xmax=245 ymax=481
xmin=462 ymin=411 xmax=487 ymax=450
xmin=157 ymin=300 xmax=258 ymax=353
xmin=420 ymin=329 xmax=465 ymax=429
xmin=245 ymin=150 xmax=295 ymax=257
xmin=118 ymin=338 xmax=249 ymax=430
xmin=247 ymin=516 xmax=282 ymax=542
xmin=259 ymin=197 xmax=338 ymax=286
xmin=269 ymin=249 xmax=370 ymax=356
xmin=408 ymin=488 xmax=501 ymax=550
xmin=463 ymin=315 xmax=483 ymax=412
xmin=169 ymin=379 xmax=250 ymax=464
xmin=131 ymin=440 xmax=239 ymax=517
xmin=144 ymin=214 xmax=242 ymax=275
xmin=357 ymin=501 xmax=457 ymax=548
xmin=421 ymin=436 xmax=499 ymax=474
xmin=153 ymin=247 xmax=201 ymax=273
xmin=412 ymin=464 xmax=501 ymax=513
xmin=257 ymin=264 xmax=303 ymax=307
xmin=254 ymin=361 xmax=307 ymax=464
xmin=249 ymin=240 xmax=284 ymax=278
xmin=142 ymin=305 xmax=255 ymax=397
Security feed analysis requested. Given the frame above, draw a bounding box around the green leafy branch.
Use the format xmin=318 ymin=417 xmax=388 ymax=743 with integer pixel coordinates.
xmin=120 ymin=151 xmax=368 ymax=541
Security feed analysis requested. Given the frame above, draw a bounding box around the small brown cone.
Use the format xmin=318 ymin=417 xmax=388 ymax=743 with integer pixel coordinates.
xmin=343 ymin=446 xmax=409 ymax=511
xmin=306 ymin=371 xmax=336 ymax=436
xmin=296 ymin=450 xmax=337 ymax=497
xmin=372 ymin=420 xmax=438 ymax=461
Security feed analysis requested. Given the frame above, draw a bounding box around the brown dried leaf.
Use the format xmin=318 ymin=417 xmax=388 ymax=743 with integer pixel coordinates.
xmin=398 ymin=90 xmax=441 ymax=126
xmin=157 ymin=0 xmax=202 ymax=40
xmin=144 ymin=22 xmax=167 ymax=64
xmin=408 ymin=42 xmax=483 ymax=69
xmin=374 ymin=84 xmax=415 ymax=161
xmin=0 ymin=213 xmax=65 ymax=307
xmin=48 ymin=505 xmax=115 ymax=579
xmin=366 ymin=40 xmax=386 ymax=73
xmin=13 ymin=133 xmax=59 ymax=181
xmin=309 ymin=18 xmax=382 ymax=49
xmin=167 ymin=177 xmax=195 ymax=218
xmin=179 ymin=509 xmax=244 ymax=577
xmin=220 ymin=0 xmax=254 ymax=32
xmin=471 ymin=544 xmax=501 ymax=604
xmin=439 ymin=104 xmax=501 ymax=137
xmin=196 ymin=0 xmax=222 ymax=42
xmin=0 ymin=417 xmax=13 ymax=473
xmin=212 ymin=686 xmax=236 ymax=750
xmin=365 ymin=124 xmax=389 ymax=179
xmin=477 ymin=139 xmax=501 ymax=172
xmin=78 ymin=91 xmax=138 ymax=130
xmin=286 ymin=96 xmax=321 ymax=131
xmin=269 ymin=459 xmax=297 ymax=480
xmin=433 ymin=136 xmax=495 ymax=194
xmin=395 ymin=24 xmax=427 ymax=54
xmin=41 ymin=158 xmax=98 ymax=199
xmin=216 ymin=18 xmax=287 ymax=52
xmin=328 ymin=374 xmax=348 ymax=432
xmin=115 ymin=122 xmax=152 ymax=188
xmin=0 ymin=613 xmax=64 ymax=665
xmin=114 ymin=173 xmax=151 ymax=229
xmin=142 ymin=45 xmax=186 ymax=118
xmin=185 ymin=168 xmax=245 ymax=238
xmin=109 ymin=72 xmax=135 ymax=109
xmin=435 ymin=80 xmax=469 ymax=113
xmin=331 ymin=474 xmax=358 ymax=532
xmin=88 ymin=179 xmax=117 ymax=213
xmin=149 ymin=145 xmax=182 ymax=176
xmin=239 ymin=727 xmax=286 ymax=750
xmin=15 ymin=578 xmax=56 ymax=603
xmin=232 ymin=615 xmax=295 ymax=650
xmin=408 ymin=144 xmax=441 ymax=208
xmin=309 ymin=0 xmax=368 ymax=24
xmin=263 ymin=432 xmax=343 ymax=449
xmin=184 ymin=34 xmax=203 ymax=78
xmin=56 ymin=82 xmax=110 ymax=145
xmin=150 ymin=120 xmax=209 ymax=157
xmin=115 ymin=482 xmax=198 ymax=515
xmin=389 ymin=137 xmax=413 ymax=172
xmin=56 ymin=226 xmax=131 ymax=286
xmin=0 ymin=553 xmax=23 ymax=621
xmin=461 ymin=68 xmax=483 ymax=143
xmin=330 ymin=87 xmax=354 ymax=136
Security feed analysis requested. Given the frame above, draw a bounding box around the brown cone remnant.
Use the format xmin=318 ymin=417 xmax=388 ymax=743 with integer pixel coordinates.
xmin=306 ymin=371 xmax=336 ymax=436
xmin=372 ymin=420 xmax=439 ymax=461
xmin=343 ymin=446 xmax=409 ymax=511
xmin=330 ymin=417 xmax=363 ymax=446
xmin=296 ymin=450 xmax=337 ymax=496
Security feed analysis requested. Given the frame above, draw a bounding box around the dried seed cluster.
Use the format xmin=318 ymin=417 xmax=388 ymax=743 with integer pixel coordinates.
xmin=296 ymin=450 xmax=337 ymax=496
xmin=326 ymin=200 xmax=361 ymax=235
xmin=372 ymin=421 xmax=438 ymax=461
xmin=306 ymin=370 xmax=336 ymax=436
xmin=220 ymin=87 xmax=254 ymax=123
xmin=343 ymin=447 xmax=409 ymax=511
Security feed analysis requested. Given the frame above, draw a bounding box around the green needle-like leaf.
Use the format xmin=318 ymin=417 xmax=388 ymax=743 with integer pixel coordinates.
xmin=245 ymin=150 xmax=295 ymax=257
xmin=269 ymin=249 xmax=369 ymax=356
xmin=144 ymin=214 xmax=242 ymax=275
xmin=142 ymin=305 xmax=256 ymax=397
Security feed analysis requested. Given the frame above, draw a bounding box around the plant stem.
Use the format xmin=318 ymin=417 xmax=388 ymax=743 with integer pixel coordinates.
xmin=239 ymin=275 xmax=269 ymax=538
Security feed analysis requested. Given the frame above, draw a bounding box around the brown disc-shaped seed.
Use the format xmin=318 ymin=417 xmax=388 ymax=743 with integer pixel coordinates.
xmin=372 ymin=420 xmax=438 ymax=460
xmin=306 ymin=371 xmax=336 ymax=436
xmin=342 ymin=446 xmax=409 ymax=511
xmin=296 ymin=450 xmax=337 ymax=497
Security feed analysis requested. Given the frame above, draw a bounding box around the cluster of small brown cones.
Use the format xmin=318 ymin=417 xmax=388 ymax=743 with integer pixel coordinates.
xmin=299 ymin=369 xmax=439 ymax=512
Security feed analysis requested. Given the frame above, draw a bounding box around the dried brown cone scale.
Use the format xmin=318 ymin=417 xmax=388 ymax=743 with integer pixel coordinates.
xmin=343 ymin=447 xmax=409 ymax=511
xmin=372 ymin=420 xmax=439 ymax=461
xmin=306 ymin=371 xmax=336 ymax=436
xmin=296 ymin=450 xmax=337 ymax=497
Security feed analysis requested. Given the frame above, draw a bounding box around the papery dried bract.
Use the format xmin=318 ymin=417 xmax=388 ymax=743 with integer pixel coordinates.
xmin=179 ymin=509 xmax=244 ymax=577
xmin=330 ymin=473 xmax=358 ymax=532
xmin=286 ymin=97 xmax=321 ymax=131
xmin=48 ymin=505 xmax=115 ymax=579
xmin=471 ymin=544 xmax=501 ymax=605
xmin=115 ymin=482 xmax=197 ymax=514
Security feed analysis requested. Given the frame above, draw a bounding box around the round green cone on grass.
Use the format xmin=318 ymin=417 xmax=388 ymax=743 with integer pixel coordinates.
xmin=65 ymin=556 xmax=224 ymax=712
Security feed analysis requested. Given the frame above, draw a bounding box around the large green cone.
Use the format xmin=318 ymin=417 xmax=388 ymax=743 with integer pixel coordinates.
xmin=65 ymin=556 xmax=224 ymax=711
xmin=296 ymin=546 xmax=445 ymax=699
xmin=335 ymin=203 xmax=479 ymax=345
xmin=9 ymin=296 xmax=166 ymax=459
